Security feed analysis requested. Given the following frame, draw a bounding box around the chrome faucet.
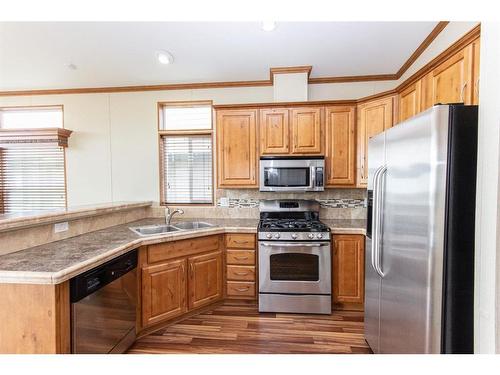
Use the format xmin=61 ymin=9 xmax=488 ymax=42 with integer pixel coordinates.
xmin=165 ymin=207 xmax=184 ymax=225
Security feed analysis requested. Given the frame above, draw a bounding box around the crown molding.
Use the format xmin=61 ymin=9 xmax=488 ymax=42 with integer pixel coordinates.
xmin=0 ymin=128 xmax=73 ymax=148
xmin=0 ymin=21 xmax=467 ymax=97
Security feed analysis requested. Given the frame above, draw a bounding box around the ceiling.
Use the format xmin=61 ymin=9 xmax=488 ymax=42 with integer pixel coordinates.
xmin=0 ymin=22 xmax=440 ymax=91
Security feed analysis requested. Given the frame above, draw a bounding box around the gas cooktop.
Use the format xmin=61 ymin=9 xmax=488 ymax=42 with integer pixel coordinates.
xmin=258 ymin=218 xmax=330 ymax=232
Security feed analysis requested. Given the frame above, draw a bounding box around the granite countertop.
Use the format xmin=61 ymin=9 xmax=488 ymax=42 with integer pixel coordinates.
xmin=0 ymin=217 xmax=365 ymax=285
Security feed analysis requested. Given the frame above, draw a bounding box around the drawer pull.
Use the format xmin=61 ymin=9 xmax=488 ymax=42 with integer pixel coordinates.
xmin=234 ymin=271 xmax=249 ymax=276
xmin=235 ymin=287 xmax=250 ymax=292
xmin=234 ymin=256 xmax=249 ymax=261
xmin=234 ymin=240 xmax=249 ymax=244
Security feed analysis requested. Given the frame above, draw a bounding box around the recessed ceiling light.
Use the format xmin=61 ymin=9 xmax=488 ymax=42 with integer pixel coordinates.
xmin=156 ymin=50 xmax=174 ymax=65
xmin=261 ymin=21 xmax=276 ymax=32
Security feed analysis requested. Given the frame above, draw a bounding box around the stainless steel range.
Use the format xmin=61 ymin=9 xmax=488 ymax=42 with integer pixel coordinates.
xmin=258 ymin=200 xmax=332 ymax=314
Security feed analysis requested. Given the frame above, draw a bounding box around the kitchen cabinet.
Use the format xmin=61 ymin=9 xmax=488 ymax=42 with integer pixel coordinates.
xmin=187 ymin=250 xmax=223 ymax=310
xmin=139 ymin=235 xmax=223 ymax=330
xmin=357 ymin=96 xmax=395 ymax=187
xmin=399 ymin=80 xmax=422 ymax=122
xmin=216 ymin=109 xmax=258 ymax=187
xmin=333 ymin=234 xmax=365 ymax=310
xmin=290 ymin=107 xmax=323 ymax=154
xmin=141 ymin=258 xmax=187 ymax=327
xmin=260 ymin=108 xmax=290 ymax=154
xmin=225 ymin=233 xmax=257 ymax=300
xmin=421 ymin=44 xmax=474 ymax=106
xmin=472 ymin=38 xmax=480 ymax=105
xmin=325 ymin=106 xmax=356 ymax=186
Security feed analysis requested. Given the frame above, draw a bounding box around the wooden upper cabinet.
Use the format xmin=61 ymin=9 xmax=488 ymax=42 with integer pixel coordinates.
xmin=357 ymin=96 xmax=394 ymax=187
xmin=141 ymin=258 xmax=187 ymax=327
xmin=187 ymin=250 xmax=223 ymax=310
xmin=333 ymin=235 xmax=365 ymax=307
xmin=290 ymin=107 xmax=323 ymax=154
xmin=472 ymin=38 xmax=480 ymax=105
xmin=399 ymin=80 xmax=422 ymax=122
xmin=260 ymin=108 xmax=289 ymax=154
xmin=325 ymin=106 xmax=356 ymax=186
xmin=422 ymin=45 xmax=474 ymax=106
xmin=216 ymin=109 xmax=257 ymax=187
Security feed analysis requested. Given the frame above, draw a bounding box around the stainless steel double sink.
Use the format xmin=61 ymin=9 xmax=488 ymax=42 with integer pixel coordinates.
xmin=129 ymin=221 xmax=216 ymax=236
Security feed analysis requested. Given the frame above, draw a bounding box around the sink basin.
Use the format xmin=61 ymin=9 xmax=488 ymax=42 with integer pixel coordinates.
xmin=172 ymin=221 xmax=216 ymax=230
xmin=129 ymin=224 xmax=181 ymax=236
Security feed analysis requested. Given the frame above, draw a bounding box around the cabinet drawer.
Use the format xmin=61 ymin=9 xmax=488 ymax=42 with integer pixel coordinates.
xmin=225 ymin=234 xmax=255 ymax=249
xmin=226 ymin=265 xmax=255 ymax=281
xmin=148 ymin=235 xmax=220 ymax=263
xmin=227 ymin=281 xmax=256 ymax=297
xmin=226 ymin=249 xmax=255 ymax=265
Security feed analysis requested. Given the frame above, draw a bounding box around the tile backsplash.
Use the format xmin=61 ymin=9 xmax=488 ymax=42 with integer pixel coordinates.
xmin=161 ymin=188 xmax=367 ymax=220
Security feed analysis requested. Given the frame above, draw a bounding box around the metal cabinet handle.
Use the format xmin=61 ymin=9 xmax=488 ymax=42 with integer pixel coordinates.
xmin=234 ymin=256 xmax=249 ymax=260
xmin=234 ymin=271 xmax=249 ymax=276
xmin=233 ymin=240 xmax=249 ymax=244
xmin=460 ymin=82 xmax=467 ymax=103
xmin=235 ymin=287 xmax=250 ymax=292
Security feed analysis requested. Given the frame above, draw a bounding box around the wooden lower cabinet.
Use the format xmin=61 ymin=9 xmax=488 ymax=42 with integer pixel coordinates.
xmin=187 ymin=250 xmax=223 ymax=309
xmin=140 ymin=235 xmax=224 ymax=330
xmin=225 ymin=233 xmax=257 ymax=300
xmin=332 ymin=234 xmax=365 ymax=310
xmin=141 ymin=258 xmax=187 ymax=327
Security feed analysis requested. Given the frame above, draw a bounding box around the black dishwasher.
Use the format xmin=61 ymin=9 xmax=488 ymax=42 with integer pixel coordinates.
xmin=70 ymin=249 xmax=138 ymax=354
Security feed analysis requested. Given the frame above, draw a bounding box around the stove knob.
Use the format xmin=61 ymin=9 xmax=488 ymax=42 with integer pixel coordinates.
xmin=266 ymin=233 xmax=272 ymax=239
xmin=316 ymin=233 xmax=323 ymax=239
xmin=274 ymin=233 xmax=281 ymax=239
xmin=308 ymin=233 xmax=314 ymax=239
xmin=291 ymin=233 xmax=298 ymax=240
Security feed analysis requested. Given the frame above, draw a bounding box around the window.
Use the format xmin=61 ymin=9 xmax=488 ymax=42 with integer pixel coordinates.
xmin=159 ymin=102 xmax=213 ymax=205
xmin=0 ymin=106 xmax=67 ymax=214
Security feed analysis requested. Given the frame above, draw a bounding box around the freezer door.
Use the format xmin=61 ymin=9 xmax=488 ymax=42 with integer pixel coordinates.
xmin=379 ymin=107 xmax=449 ymax=353
xmin=364 ymin=133 xmax=385 ymax=353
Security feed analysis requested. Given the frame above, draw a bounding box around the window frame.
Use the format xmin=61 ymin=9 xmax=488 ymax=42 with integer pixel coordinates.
xmin=157 ymin=101 xmax=215 ymax=207
xmin=0 ymin=105 xmax=68 ymax=214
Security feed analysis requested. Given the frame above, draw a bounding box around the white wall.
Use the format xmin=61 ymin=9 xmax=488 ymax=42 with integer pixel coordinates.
xmin=474 ymin=21 xmax=500 ymax=354
xmin=0 ymin=22 xmax=479 ymax=207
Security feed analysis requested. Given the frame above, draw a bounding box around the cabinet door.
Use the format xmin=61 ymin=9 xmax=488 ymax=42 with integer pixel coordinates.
xmin=399 ymin=80 xmax=422 ymax=122
xmin=216 ymin=109 xmax=257 ymax=187
xmin=357 ymin=96 xmax=394 ymax=187
xmin=430 ymin=45 xmax=473 ymax=105
xmin=142 ymin=258 xmax=187 ymax=327
xmin=333 ymin=235 xmax=365 ymax=307
xmin=260 ymin=108 xmax=289 ymax=154
xmin=325 ymin=106 xmax=356 ymax=186
xmin=290 ymin=107 xmax=322 ymax=154
xmin=472 ymin=38 xmax=480 ymax=105
xmin=188 ymin=250 xmax=223 ymax=310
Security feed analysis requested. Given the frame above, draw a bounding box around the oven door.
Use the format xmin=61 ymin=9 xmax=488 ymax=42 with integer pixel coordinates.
xmin=258 ymin=241 xmax=331 ymax=294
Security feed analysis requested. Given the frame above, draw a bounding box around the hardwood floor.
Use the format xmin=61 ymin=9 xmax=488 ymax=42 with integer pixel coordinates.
xmin=128 ymin=301 xmax=372 ymax=354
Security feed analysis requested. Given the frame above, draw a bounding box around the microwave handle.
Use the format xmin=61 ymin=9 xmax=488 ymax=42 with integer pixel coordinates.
xmin=310 ymin=166 xmax=316 ymax=189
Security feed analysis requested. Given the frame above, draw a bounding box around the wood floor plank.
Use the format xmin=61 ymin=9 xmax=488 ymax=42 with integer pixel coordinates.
xmin=128 ymin=301 xmax=372 ymax=354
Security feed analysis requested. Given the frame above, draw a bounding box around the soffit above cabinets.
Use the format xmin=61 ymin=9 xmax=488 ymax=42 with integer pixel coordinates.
xmin=0 ymin=21 xmax=445 ymax=91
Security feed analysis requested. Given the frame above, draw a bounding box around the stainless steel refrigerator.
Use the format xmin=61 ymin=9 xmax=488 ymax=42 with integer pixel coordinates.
xmin=365 ymin=104 xmax=477 ymax=354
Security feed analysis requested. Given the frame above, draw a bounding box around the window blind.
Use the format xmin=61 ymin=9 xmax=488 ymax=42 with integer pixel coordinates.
xmin=0 ymin=145 xmax=66 ymax=213
xmin=161 ymin=135 xmax=212 ymax=204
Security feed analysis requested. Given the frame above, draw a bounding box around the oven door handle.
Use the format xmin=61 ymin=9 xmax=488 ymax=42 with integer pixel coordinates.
xmin=261 ymin=242 xmax=330 ymax=247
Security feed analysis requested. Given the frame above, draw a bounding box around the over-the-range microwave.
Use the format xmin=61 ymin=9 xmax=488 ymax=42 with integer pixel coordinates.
xmin=259 ymin=156 xmax=325 ymax=192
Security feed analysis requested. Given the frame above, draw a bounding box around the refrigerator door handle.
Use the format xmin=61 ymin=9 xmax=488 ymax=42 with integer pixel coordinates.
xmin=371 ymin=166 xmax=384 ymax=274
xmin=374 ymin=166 xmax=387 ymax=278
